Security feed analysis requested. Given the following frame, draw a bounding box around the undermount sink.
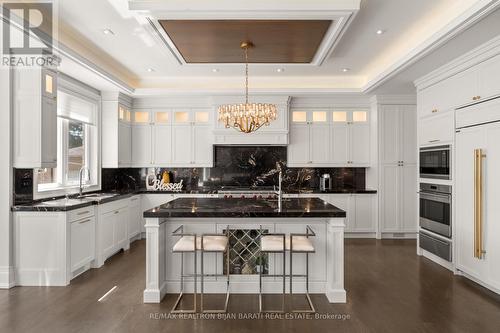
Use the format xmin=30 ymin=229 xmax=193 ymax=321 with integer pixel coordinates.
xmin=38 ymin=198 xmax=91 ymax=206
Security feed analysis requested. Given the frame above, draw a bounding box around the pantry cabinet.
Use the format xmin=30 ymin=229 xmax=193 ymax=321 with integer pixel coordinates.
xmin=287 ymin=109 xmax=370 ymax=167
xmin=131 ymin=108 xmax=213 ymax=167
xmin=13 ymin=67 xmax=58 ymax=168
xmin=379 ymin=104 xmax=417 ymax=235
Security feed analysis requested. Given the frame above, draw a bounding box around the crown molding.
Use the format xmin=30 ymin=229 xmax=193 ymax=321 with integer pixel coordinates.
xmin=370 ymin=95 xmax=417 ymax=105
xmin=414 ymin=34 xmax=500 ymax=90
xmin=362 ymin=0 xmax=500 ymax=93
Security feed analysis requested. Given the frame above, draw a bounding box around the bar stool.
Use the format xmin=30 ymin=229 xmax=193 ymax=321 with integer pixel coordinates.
xmin=259 ymin=226 xmax=286 ymax=313
xmin=171 ymin=225 xmax=230 ymax=313
xmin=259 ymin=225 xmax=316 ymax=313
xmin=171 ymin=225 xmax=197 ymax=313
xmin=290 ymin=226 xmax=316 ymax=313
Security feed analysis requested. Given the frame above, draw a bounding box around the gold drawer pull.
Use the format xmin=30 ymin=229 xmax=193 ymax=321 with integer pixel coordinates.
xmin=431 ymin=109 xmax=438 ymax=113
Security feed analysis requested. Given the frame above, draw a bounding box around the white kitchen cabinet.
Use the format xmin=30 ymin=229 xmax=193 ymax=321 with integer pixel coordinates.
xmin=379 ymin=104 xmax=417 ymax=236
xmin=321 ymin=193 xmax=376 ymax=234
xmin=14 ymin=206 xmax=96 ymax=286
xmin=418 ymin=110 xmax=454 ymax=146
xmin=95 ymin=199 xmax=130 ymax=267
xmin=13 ymin=67 xmax=58 ymax=168
xmin=70 ymin=216 xmax=96 ymax=273
xmin=287 ymin=109 xmax=370 ymax=167
xmin=131 ymin=108 xmax=213 ymax=167
xmin=131 ymin=123 xmax=153 ymax=166
xmin=128 ymin=196 xmax=142 ymax=239
xmin=102 ymin=93 xmax=133 ymax=168
xmin=456 ymin=101 xmax=500 ymax=293
xmin=380 ymin=164 xmax=417 ymax=234
xmin=478 ymin=54 xmax=500 ymax=99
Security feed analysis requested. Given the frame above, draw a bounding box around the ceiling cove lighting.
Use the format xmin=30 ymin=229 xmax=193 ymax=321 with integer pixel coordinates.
xmin=217 ymin=41 xmax=277 ymax=134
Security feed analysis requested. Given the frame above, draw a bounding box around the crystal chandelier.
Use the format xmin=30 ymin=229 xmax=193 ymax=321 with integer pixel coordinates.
xmin=217 ymin=41 xmax=277 ymax=133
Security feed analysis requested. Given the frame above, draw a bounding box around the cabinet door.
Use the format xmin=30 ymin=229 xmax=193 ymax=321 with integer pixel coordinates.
xmin=41 ymin=96 xmax=57 ymax=167
xmin=380 ymin=106 xmax=400 ymax=164
xmin=310 ymin=124 xmax=330 ymax=164
xmin=153 ymin=125 xmax=172 ymax=165
xmin=288 ymin=124 xmax=310 ymax=165
xmin=380 ymin=165 xmax=400 ymax=232
xmin=456 ymin=126 xmax=488 ymax=280
xmin=114 ymin=208 xmax=129 ymax=250
xmin=350 ymin=124 xmax=370 ymax=165
xmin=128 ymin=197 xmax=141 ymax=238
xmin=401 ymin=105 xmax=417 ymax=164
xmin=193 ymin=125 xmax=213 ymax=166
xmin=131 ymin=125 xmax=152 ymax=166
xmin=118 ymin=122 xmax=131 ymax=166
xmin=354 ymin=195 xmax=376 ymax=232
xmin=441 ymin=67 xmax=479 ymax=108
xmin=331 ymin=125 xmax=349 ymax=165
xmin=101 ymin=210 xmax=116 ymax=257
xmin=478 ymin=54 xmax=500 ymax=100
xmin=172 ymin=126 xmax=192 ymax=164
xmin=70 ymin=216 xmax=95 ymax=272
xmin=401 ymin=165 xmax=417 ymax=232
xmin=418 ymin=111 xmax=454 ymax=146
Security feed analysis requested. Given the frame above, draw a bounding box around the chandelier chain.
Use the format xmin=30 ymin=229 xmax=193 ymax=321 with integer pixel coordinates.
xmin=245 ymin=45 xmax=249 ymax=104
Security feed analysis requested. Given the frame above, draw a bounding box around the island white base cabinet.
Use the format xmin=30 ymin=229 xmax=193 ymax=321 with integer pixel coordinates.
xmin=143 ymin=217 xmax=346 ymax=304
xmin=13 ymin=207 xmax=96 ymax=286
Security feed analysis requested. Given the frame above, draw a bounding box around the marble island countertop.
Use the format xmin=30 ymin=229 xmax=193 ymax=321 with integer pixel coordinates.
xmin=143 ymin=197 xmax=346 ymax=218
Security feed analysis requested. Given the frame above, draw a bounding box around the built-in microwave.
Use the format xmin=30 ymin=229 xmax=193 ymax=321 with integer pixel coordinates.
xmin=419 ymin=145 xmax=451 ymax=180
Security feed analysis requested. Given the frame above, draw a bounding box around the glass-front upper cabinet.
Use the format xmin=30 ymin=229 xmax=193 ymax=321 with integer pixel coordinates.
xmin=332 ymin=110 xmax=368 ymax=124
xmin=133 ymin=109 xmax=151 ymax=124
xmin=154 ymin=110 xmax=170 ymax=124
xmin=291 ymin=111 xmax=308 ymax=123
xmin=118 ymin=105 xmax=131 ymax=122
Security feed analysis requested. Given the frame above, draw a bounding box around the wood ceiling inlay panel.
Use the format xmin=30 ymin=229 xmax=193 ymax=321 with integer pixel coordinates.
xmin=158 ymin=20 xmax=332 ymax=63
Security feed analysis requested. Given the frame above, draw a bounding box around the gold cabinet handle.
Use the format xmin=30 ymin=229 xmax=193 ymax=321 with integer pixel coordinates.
xmin=472 ymin=96 xmax=481 ymax=101
xmin=431 ymin=109 xmax=438 ymax=113
xmin=474 ymin=149 xmax=486 ymax=259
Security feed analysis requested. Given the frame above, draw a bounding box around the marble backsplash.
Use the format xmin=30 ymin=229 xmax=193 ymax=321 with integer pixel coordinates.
xmin=102 ymin=146 xmax=366 ymax=192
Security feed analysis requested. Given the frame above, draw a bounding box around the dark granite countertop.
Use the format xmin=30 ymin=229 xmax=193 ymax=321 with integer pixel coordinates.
xmin=12 ymin=187 xmax=376 ymax=212
xmin=143 ymin=197 xmax=346 ymax=218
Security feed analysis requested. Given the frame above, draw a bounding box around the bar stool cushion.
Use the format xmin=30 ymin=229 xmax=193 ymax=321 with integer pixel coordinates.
xmin=173 ymin=235 xmax=228 ymax=252
xmin=261 ymin=235 xmax=315 ymax=252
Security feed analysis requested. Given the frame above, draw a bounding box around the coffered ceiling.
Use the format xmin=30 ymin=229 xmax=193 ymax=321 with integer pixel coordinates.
xmin=55 ymin=0 xmax=500 ymax=95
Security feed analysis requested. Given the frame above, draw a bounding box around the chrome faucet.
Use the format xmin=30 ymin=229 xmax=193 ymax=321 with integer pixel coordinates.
xmin=79 ymin=166 xmax=90 ymax=197
xmin=278 ymin=169 xmax=283 ymax=212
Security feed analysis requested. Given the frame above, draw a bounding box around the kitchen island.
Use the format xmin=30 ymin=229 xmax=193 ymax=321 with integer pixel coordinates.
xmin=143 ymin=197 xmax=346 ymax=304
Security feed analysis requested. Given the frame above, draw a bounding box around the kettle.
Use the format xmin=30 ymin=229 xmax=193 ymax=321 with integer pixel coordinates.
xmin=320 ymin=174 xmax=332 ymax=192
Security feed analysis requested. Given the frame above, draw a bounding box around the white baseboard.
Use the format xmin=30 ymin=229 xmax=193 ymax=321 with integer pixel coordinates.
xmin=325 ymin=288 xmax=347 ymax=303
xmin=15 ymin=268 xmax=68 ymax=286
xmin=0 ymin=266 xmax=15 ymax=289
xmin=381 ymin=232 xmax=417 ymax=239
xmin=345 ymin=232 xmax=377 ymax=239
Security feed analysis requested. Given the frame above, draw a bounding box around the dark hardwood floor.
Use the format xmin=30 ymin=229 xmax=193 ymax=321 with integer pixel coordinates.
xmin=1 ymin=239 xmax=500 ymax=333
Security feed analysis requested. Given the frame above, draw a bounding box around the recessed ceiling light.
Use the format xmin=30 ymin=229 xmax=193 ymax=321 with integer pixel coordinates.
xmin=102 ymin=28 xmax=115 ymax=35
xmin=212 ymin=68 xmax=219 ymax=73
xmin=147 ymin=68 xmax=155 ymax=72
xmin=342 ymin=68 xmax=350 ymax=72
xmin=376 ymin=29 xmax=385 ymax=35
xmin=276 ymin=68 xmax=285 ymax=73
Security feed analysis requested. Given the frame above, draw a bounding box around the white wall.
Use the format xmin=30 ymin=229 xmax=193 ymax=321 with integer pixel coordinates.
xmin=0 ymin=66 xmax=14 ymax=288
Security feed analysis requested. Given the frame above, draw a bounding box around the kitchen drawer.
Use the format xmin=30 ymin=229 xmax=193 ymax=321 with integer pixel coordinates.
xmin=99 ymin=198 xmax=130 ymax=214
xmin=67 ymin=206 xmax=95 ymax=222
xmin=419 ymin=232 xmax=451 ymax=262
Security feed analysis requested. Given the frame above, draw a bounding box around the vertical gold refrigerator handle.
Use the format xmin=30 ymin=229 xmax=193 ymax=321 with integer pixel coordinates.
xmin=474 ymin=149 xmax=486 ymax=259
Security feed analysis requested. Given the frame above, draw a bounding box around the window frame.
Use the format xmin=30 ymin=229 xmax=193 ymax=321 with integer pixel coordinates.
xmin=33 ymin=76 xmax=101 ymax=200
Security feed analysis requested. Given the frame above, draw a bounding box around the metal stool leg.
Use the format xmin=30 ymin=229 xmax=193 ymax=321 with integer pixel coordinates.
xmin=259 ymin=231 xmax=286 ymax=313
xmin=290 ymin=232 xmax=315 ymax=313
xmin=171 ymin=248 xmax=197 ymax=313
xmin=201 ymin=235 xmax=230 ymax=313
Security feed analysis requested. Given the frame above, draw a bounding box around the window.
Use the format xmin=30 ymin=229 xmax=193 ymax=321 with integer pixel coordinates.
xmin=35 ymin=90 xmax=99 ymax=198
